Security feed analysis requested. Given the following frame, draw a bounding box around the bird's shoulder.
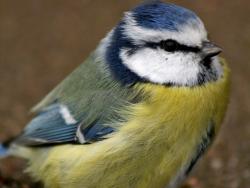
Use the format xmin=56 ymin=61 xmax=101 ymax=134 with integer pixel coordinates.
xmin=16 ymin=53 xmax=143 ymax=146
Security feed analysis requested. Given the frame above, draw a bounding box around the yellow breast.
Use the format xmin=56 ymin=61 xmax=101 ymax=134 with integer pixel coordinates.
xmin=27 ymin=59 xmax=230 ymax=188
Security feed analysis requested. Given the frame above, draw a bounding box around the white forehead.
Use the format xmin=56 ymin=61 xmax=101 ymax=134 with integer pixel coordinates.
xmin=122 ymin=12 xmax=208 ymax=47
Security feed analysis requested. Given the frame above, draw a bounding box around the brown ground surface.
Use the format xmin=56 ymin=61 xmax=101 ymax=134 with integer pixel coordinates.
xmin=0 ymin=1 xmax=249 ymax=188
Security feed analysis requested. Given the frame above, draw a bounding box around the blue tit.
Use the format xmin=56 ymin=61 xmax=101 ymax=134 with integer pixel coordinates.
xmin=1 ymin=2 xmax=230 ymax=188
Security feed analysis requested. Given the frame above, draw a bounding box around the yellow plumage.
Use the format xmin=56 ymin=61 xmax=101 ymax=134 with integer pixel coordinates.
xmin=19 ymin=59 xmax=230 ymax=188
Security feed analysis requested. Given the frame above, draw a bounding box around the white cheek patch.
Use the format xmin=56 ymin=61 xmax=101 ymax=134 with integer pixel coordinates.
xmin=120 ymin=48 xmax=200 ymax=86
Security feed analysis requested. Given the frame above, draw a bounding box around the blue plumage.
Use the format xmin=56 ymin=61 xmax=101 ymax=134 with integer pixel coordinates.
xmin=82 ymin=123 xmax=114 ymax=142
xmin=16 ymin=104 xmax=116 ymax=146
xmin=0 ymin=144 xmax=7 ymax=158
xmin=19 ymin=104 xmax=79 ymax=146
xmin=106 ymin=23 xmax=145 ymax=86
xmin=132 ymin=2 xmax=199 ymax=31
xmin=24 ymin=104 xmax=78 ymax=135
xmin=0 ymin=144 xmax=8 ymax=157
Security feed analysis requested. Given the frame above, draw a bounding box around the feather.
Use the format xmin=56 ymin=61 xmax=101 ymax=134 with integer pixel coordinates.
xmin=14 ymin=54 xmax=142 ymax=146
xmin=0 ymin=144 xmax=8 ymax=158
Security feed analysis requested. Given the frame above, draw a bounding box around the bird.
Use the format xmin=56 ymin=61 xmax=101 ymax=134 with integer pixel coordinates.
xmin=0 ymin=1 xmax=230 ymax=188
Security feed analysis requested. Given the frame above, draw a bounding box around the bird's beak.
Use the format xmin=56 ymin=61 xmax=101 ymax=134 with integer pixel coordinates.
xmin=200 ymin=41 xmax=222 ymax=59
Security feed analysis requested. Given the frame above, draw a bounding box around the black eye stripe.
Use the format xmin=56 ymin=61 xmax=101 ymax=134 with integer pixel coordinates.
xmin=177 ymin=44 xmax=201 ymax=53
xmin=146 ymin=40 xmax=200 ymax=53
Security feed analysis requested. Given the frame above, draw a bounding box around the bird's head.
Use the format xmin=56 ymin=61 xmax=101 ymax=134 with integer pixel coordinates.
xmin=98 ymin=1 xmax=223 ymax=87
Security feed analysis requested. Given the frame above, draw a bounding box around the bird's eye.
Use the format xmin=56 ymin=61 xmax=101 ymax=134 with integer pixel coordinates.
xmin=160 ymin=40 xmax=179 ymax=52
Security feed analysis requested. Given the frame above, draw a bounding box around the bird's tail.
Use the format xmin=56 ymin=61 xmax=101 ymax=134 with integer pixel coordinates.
xmin=0 ymin=143 xmax=9 ymax=158
xmin=0 ymin=137 xmax=17 ymax=159
xmin=0 ymin=137 xmax=37 ymax=159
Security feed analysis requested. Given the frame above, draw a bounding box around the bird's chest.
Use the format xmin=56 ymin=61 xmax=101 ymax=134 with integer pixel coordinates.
xmin=125 ymin=84 xmax=228 ymax=187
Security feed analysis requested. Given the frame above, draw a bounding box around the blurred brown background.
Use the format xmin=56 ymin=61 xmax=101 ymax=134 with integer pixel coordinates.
xmin=0 ymin=0 xmax=249 ymax=188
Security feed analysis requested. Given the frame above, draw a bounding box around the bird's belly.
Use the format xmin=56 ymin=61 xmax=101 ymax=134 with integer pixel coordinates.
xmin=27 ymin=106 xmax=217 ymax=188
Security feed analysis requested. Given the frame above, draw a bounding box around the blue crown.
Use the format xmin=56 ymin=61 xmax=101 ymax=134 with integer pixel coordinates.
xmin=105 ymin=2 xmax=201 ymax=86
xmin=131 ymin=1 xmax=199 ymax=31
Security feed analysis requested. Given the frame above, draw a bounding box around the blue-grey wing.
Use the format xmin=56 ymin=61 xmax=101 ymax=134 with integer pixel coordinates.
xmin=16 ymin=104 xmax=115 ymax=146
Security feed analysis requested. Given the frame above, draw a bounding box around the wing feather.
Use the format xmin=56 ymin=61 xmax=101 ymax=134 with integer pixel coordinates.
xmin=15 ymin=53 xmax=142 ymax=146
